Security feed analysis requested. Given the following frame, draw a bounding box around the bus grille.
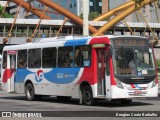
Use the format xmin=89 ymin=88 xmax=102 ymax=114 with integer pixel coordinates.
xmin=122 ymin=79 xmax=152 ymax=84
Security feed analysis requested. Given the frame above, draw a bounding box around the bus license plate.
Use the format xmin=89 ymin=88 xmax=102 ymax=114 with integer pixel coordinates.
xmin=133 ymin=91 xmax=142 ymax=95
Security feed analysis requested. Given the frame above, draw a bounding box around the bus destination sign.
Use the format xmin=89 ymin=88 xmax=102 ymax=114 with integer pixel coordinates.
xmin=113 ymin=39 xmax=147 ymax=47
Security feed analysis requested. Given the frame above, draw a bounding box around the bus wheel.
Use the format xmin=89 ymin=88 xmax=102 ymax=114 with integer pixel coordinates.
xmin=25 ymin=83 xmax=35 ymax=101
xmin=120 ymin=99 xmax=132 ymax=104
xmin=82 ymin=85 xmax=94 ymax=106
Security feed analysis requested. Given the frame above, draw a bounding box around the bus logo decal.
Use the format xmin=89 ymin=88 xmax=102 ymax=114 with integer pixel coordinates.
xmin=64 ymin=74 xmax=74 ymax=78
xmin=35 ymin=70 xmax=44 ymax=82
xmin=57 ymin=73 xmax=74 ymax=78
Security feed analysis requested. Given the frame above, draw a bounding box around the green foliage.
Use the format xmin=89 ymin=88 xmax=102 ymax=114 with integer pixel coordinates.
xmin=88 ymin=12 xmax=101 ymax=21
xmin=0 ymin=5 xmax=13 ymax=18
xmin=80 ymin=11 xmax=108 ymax=21
xmin=156 ymin=59 xmax=160 ymax=68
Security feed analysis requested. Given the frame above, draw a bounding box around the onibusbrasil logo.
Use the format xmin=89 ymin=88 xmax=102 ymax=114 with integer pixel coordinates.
xmin=35 ymin=70 xmax=44 ymax=82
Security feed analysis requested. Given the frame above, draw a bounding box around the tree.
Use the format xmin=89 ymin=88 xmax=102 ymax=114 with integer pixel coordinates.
xmin=80 ymin=11 xmax=109 ymax=21
xmin=0 ymin=5 xmax=13 ymax=18
xmin=157 ymin=59 xmax=160 ymax=67
xmin=88 ymin=11 xmax=101 ymax=21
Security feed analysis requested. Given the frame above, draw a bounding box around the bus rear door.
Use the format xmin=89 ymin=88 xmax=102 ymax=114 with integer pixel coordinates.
xmin=8 ymin=50 xmax=17 ymax=92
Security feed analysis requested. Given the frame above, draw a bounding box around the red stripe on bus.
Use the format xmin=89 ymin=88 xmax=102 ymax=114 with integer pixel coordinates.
xmin=2 ymin=69 xmax=15 ymax=83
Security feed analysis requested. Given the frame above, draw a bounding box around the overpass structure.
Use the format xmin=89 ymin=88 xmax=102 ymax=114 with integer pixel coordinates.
xmin=0 ymin=18 xmax=160 ymax=44
xmin=1 ymin=0 xmax=160 ymax=59
xmin=0 ymin=0 xmax=159 ymax=44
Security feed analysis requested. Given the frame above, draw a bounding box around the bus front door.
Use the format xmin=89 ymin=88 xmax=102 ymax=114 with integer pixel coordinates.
xmin=96 ymin=49 xmax=106 ymax=96
xmin=8 ymin=54 xmax=16 ymax=92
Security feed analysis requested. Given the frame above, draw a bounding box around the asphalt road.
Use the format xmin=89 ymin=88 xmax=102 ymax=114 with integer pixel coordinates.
xmin=0 ymin=89 xmax=160 ymax=120
xmin=0 ymin=83 xmax=160 ymax=120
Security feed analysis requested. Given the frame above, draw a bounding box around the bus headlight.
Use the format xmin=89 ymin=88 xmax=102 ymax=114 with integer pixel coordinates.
xmin=151 ymin=79 xmax=156 ymax=88
xmin=115 ymin=79 xmax=124 ymax=89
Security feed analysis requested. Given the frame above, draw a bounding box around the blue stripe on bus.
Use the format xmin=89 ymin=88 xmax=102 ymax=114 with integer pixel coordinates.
xmin=15 ymin=69 xmax=34 ymax=83
xmin=64 ymin=38 xmax=88 ymax=46
xmin=15 ymin=68 xmax=81 ymax=84
xmin=44 ymin=68 xmax=80 ymax=84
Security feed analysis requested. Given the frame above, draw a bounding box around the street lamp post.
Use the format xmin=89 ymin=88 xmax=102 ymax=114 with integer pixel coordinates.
xmin=83 ymin=0 xmax=89 ymax=36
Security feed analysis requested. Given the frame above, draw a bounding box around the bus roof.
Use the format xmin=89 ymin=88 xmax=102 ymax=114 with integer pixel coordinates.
xmin=3 ymin=36 xmax=110 ymax=51
xmin=3 ymin=35 xmax=148 ymax=51
xmin=106 ymin=35 xmax=148 ymax=39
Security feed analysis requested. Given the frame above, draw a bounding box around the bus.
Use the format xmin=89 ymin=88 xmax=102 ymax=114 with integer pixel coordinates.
xmin=0 ymin=44 xmax=16 ymax=85
xmin=1 ymin=35 xmax=158 ymax=105
xmin=0 ymin=54 xmax=1 ymax=85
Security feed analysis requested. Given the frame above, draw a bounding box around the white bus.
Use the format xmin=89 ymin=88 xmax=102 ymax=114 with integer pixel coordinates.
xmin=0 ymin=54 xmax=1 ymax=85
xmin=1 ymin=35 xmax=158 ymax=105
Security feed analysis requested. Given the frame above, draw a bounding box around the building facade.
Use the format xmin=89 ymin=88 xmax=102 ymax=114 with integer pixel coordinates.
xmin=1 ymin=0 xmax=160 ymax=23
xmin=0 ymin=0 xmax=10 ymax=13
xmin=0 ymin=0 xmax=7 ymax=7
xmin=32 ymin=0 xmax=78 ymax=19
xmin=108 ymin=0 xmax=159 ymax=23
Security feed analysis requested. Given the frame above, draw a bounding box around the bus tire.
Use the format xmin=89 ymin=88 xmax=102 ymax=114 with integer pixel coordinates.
xmin=25 ymin=83 xmax=35 ymax=101
xmin=82 ymin=85 xmax=94 ymax=106
xmin=120 ymin=99 xmax=132 ymax=104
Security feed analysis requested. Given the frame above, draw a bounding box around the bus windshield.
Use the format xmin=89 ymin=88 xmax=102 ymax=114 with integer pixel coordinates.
xmin=113 ymin=47 xmax=156 ymax=77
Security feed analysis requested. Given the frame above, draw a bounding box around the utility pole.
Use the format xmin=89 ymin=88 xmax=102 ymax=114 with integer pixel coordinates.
xmin=83 ymin=0 xmax=89 ymax=36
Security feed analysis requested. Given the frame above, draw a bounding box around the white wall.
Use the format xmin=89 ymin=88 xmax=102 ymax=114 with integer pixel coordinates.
xmin=0 ymin=1 xmax=7 ymax=7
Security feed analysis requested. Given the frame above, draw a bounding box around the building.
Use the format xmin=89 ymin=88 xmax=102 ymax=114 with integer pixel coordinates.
xmin=89 ymin=0 xmax=102 ymax=13
xmin=78 ymin=0 xmax=108 ymax=15
xmin=5 ymin=0 xmax=108 ymax=19
xmin=108 ymin=0 xmax=160 ymax=23
xmin=0 ymin=0 xmax=10 ymax=13
xmin=25 ymin=0 xmax=78 ymax=19
xmin=1 ymin=0 xmax=160 ymax=23
xmin=0 ymin=0 xmax=7 ymax=7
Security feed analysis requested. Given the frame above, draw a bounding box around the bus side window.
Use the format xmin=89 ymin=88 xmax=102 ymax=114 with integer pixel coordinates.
xmin=28 ymin=48 xmax=41 ymax=68
xmin=2 ymin=51 xmax=7 ymax=69
xmin=75 ymin=46 xmax=91 ymax=67
xmin=58 ymin=46 xmax=73 ymax=68
xmin=17 ymin=50 xmax=27 ymax=68
xmin=42 ymin=47 xmax=57 ymax=68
